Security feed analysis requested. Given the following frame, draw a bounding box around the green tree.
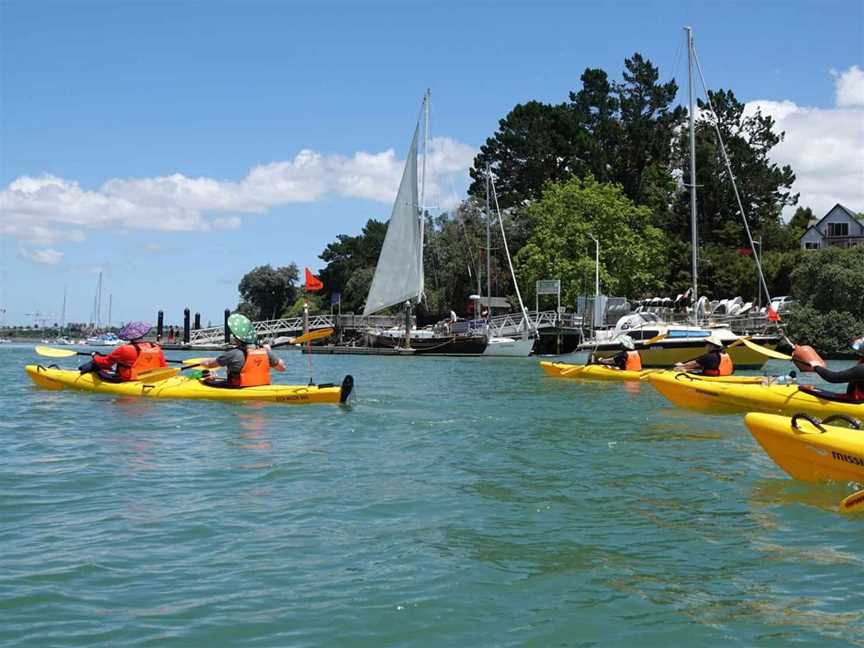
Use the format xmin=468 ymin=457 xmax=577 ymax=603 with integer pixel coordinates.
xmin=674 ymin=89 xmax=798 ymax=247
xmin=237 ymin=264 xmax=299 ymax=320
xmin=317 ymin=219 xmax=387 ymax=312
xmin=468 ymin=101 xmax=576 ymax=209
xmin=785 ymin=247 xmax=864 ymax=353
xmin=515 ymin=175 xmax=667 ymax=305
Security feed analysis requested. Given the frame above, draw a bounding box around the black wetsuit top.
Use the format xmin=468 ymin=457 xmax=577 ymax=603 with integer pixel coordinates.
xmin=693 ymin=350 xmax=721 ymax=373
xmin=814 ymin=362 xmax=864 ymax=399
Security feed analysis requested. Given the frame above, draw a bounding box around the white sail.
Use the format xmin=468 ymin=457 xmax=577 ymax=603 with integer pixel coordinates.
xmin=363 ymin=124 xmax=423 ymax=316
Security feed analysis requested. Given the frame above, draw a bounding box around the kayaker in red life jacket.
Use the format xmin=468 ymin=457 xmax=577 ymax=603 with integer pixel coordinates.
xmin=79 ymin=321 xmax=167 ymax=382
xmin=595 ymin=335 xmax=642 ymax=371
xmin=197 ymin=313 xmax=285 ymax=388
xmin=674 ymin=333 xmax=734 ymax=376
xmin=805 ymin=335 xmax=864 ymax=402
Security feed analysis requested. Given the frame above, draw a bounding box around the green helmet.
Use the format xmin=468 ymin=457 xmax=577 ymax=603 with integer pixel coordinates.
xmin=228 ymin=313 xmax=257 ymax=344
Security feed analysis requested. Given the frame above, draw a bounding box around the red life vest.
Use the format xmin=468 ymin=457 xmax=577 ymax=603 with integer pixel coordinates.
xmin=703 ymin=352 xmax=733 ymax=377
xmin=229 ymin=347 xmax=271 ymax=387
xmin=117 ymin=342 xmax=164 ymax=381
xmin=624 ymin=350 xmax=642 ymax=371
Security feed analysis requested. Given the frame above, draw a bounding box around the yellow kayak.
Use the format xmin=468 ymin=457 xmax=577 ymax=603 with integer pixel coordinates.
xmin=539 ymin=361 xmax=650 ymax=381
xmin=25 ymin=364 xmax=353 ymax=404
xmin=745 ymin=412 xmax=864 ymax=483
xmin=540 ymin=362 xmax=767 ymax=384
xmin=649 ymin=371 xmax=864 ymax=418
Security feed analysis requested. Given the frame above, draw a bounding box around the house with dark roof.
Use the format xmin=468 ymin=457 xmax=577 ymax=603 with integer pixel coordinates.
xmin=800 ymin=203 xmax=864 ymax=250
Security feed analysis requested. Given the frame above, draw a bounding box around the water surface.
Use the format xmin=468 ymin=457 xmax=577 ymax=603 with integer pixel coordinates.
xmin=2 ymin=345 xmax=861 ymax=646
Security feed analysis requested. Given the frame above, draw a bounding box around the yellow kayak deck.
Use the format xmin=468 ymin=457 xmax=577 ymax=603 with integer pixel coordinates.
xmin=26 ymin=364 xmax=352 ymax=404
xmin=649 ymin=372 xmax=864 ymax=418
xmin=745 ymin=412 xmax=864 ymax=483
xmin=540 ymin=362 xmax=766 ymax=384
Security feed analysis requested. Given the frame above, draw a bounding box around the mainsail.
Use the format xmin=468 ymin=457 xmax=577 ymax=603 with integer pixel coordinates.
xmin=362 ymin=123 xmax=423 ymax=316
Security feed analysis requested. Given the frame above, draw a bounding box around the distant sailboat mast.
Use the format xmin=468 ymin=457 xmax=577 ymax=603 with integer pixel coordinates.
xmin=685 ymin=26 xmax=699 ymax=323
xmin=418 ymin=89 xmax=430 ymax=303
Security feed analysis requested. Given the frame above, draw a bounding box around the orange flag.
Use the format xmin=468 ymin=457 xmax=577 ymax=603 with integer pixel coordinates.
xmin=767 ymin=305 xmax=781 ymax=322
xmin=305 ymin=267 xmax=323 ymax=292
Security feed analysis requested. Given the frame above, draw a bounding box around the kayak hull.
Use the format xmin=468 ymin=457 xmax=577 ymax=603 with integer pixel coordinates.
xmin=25 ymin=365 xmax=352 ymax=404
xmin=539 ymin=361 xmax=649 ymax=381
xmin=540 ymin=362 xmax=766 ymax=384
xmin=649 ymin=372 xmax=864 ymax=418
xmin=745 ymin=412 xmax=864 ymax=483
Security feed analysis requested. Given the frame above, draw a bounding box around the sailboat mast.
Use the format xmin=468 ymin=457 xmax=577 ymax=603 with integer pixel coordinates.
xmin=485 ymin=164 xmax=491 ymax=321
xmin=96 ymin=271 xmax=103 ymax=330
xmin=107 ymin=294 xmax=112 ymax=329
xmin=61 ymin=286 xmax=66 ymax=333
xmin=416 ymin=89 xmax=430 ymax=303
xmin=686 ymin=26 xmax=698 ymax=322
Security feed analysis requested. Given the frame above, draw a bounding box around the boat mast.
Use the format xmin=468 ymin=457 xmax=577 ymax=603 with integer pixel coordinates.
xmin=418 ymin=88 xmax=430 ymax=304
xmin=95 ymin=271 xmax=103 ymax=330
xmin=107 ymin=294 xmax=112 ymax=330
xmin=61 ymin=286 xmax=66 ymax=334
xmin=485 ymin=164 xmax=491 ymax=321
xmin=686 ymin=26 xmax=698 ymax=324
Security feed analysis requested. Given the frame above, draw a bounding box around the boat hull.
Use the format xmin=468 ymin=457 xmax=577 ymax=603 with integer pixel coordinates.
xmin=649 ymin=372 xmax=864 ymax=418
xmin=586 ymin=336 xmax=779 ymax=369
xmin=368 ymin=333 xmax=487 ymax=355
xmin=745 ymin=412 xmax=864 ymax=483
xmin=25 ymin=365 xmax=351 ymax=404
xmin=483 ymin=337 xmax=534 ymax=356
xmin=540 ymin=363 xmax=767 ymax=383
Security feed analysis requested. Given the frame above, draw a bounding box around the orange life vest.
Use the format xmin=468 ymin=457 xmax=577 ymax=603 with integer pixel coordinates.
xmin=624 ymin=350 xmax=642 ymax=371
xmin=703 ymin=351 xmax=733 ymax=377
xmin=118 ymin=342 xmax=164 ymax=381
xmin=230 ymin=347 xmax=271 ymax=387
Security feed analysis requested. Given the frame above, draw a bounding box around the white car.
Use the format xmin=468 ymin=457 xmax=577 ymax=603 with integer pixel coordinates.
xmin=770 ymin=296 xmax=795 ymax=313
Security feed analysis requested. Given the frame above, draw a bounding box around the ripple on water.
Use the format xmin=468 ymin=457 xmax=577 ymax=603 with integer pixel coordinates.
xmin=2 ymin=350 xmax=863 ymax=646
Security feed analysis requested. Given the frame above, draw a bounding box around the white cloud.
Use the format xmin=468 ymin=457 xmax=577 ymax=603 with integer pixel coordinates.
xmin=744 ymin=65 xmax=864 ymax=218
xmin=20 ymin=247 xmax=64 ymax=265
xmin=0 ymin=137 xmax=477 ymax=255
xmin=834 ymin=65 xmax=864 ymax=108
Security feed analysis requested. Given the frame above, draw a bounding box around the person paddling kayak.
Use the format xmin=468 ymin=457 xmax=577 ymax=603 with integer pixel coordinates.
xmin=78 ymin=321 xmax=167 ymax=382
xmin=594 ymin=335 xmax=642 ymax=371
xmin=674 ymin=333 xmax=734 ymax=376
xmin=198 ymin=313 xmax=285 ymax=388
xmin=799 ymin=335 xmax=864 ymax=402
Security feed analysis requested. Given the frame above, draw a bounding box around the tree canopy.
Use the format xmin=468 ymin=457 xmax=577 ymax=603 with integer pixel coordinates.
xmin=237 ymin=264 xmax=299 ymax=320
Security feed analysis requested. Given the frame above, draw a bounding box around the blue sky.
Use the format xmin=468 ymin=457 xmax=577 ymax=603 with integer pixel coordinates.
xmin=2 ymin=0 xmax=862 ymax=327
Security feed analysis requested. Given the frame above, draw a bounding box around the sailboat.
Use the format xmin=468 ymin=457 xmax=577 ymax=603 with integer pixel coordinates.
xmin=578 ymin=27 xmax=780 ymax=369
xmin=479 ymin=167 xmax=536 ymax=356
xmin=364 ymin=91 xmax=488 ymax=354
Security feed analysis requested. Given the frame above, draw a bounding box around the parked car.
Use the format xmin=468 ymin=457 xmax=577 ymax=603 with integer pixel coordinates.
xmin=770 ymin=295 xmax=795 ymax=313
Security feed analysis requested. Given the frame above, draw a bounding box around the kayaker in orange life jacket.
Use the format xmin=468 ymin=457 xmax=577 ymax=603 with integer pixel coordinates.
xmin=78 ymin=321 xmax=167 ymax=382
xmin=595 ymin=335 xmax=642 ymax=371
xmin=197 ymin=313 xmax=285 ymax=388
xmin=804 ymin=335 xmax=864 ymax=402
xmin=674 ymin=333 xmax=734 ymax=376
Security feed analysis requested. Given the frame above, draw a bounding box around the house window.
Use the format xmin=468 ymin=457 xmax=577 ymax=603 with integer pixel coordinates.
xmin=827 ymin=222 xmax=849 ymax=237
xmin=804 ymin=242 xmax=820 ymax=250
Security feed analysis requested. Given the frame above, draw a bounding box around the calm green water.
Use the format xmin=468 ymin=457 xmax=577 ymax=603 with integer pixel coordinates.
xmin=2 ymin=344 xmax=862 ymax=646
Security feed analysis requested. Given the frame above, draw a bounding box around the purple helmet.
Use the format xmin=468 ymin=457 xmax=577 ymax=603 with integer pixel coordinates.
xmin=118 ymin=321 xmax=151 ymax=341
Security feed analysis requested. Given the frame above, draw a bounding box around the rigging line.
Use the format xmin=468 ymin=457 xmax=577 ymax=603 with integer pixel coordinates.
xmin=691 ymin=44 xmax=774 ymax=307
xmin=490 ymin=174 xmax=535 ymax=334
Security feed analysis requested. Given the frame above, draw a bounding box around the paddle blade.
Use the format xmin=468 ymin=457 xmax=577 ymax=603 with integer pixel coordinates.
xmin=182 ymin=357 xmax=214 ymax=366
xmin=644 ymin=332 xmax=668 ymax=345
xmin=292 ymin=328 xmax=334 ymax=345
xmin=840 ymin=489 xmax=864 ymax=514
xmin=35 ymin=345 xmax=77 ymax=358
xmin=739 ymin=337 xmax=792 ymax=361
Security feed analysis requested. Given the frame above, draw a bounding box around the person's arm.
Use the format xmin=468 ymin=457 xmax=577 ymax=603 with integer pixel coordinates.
xmin=813 ymin=364 xmax=864 ymax=383
xmin=675 ymin=353 xmax=709 ymax=372
xmin=92 ymin=346 xmax=134 ymax=370
xmin=200 ymin=351 xmax=233 ymax=369
xmin=265 ymin=346 xmax=286 ymax=372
